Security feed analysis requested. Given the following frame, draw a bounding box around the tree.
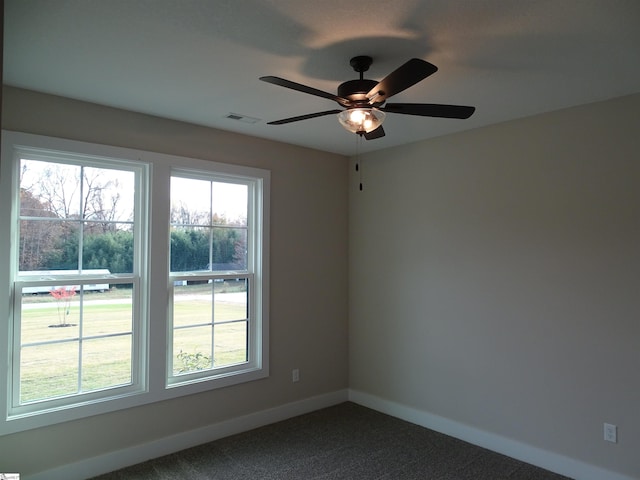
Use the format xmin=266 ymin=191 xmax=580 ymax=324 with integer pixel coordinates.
xmin=82 ymin=167 xmax=129 ymax=233
xmin=19 ymin=188 xmax=61 ymax=270
xmin=170 ymin=200 xmax=209 ymax=226
xmin=21 ymin=161 xmax=128 ymax=225
xmin=19 ymin=160 xmax=248 ymax=274
xmin=49 ymin=286 xmax=77 ymax=326
xmin=170 ymin=228 xmax=210 ymax=271
xmin=83 ymin=230 xmax=134 ymax=273
xmin=19 ymin=160 xmax=132 ymax=272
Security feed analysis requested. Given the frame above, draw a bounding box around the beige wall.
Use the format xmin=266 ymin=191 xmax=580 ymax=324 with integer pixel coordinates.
xmin=349 ymin=93 xmax=640 ymax=478
xmin=3 ymin=85 xmax=639 ymax=478
xmin=0 ymin=86 xmax=349 ymax=476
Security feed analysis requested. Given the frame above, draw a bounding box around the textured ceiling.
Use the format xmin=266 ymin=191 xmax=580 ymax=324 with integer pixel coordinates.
xmin=4 ymin=0 xmax=640 ymax=156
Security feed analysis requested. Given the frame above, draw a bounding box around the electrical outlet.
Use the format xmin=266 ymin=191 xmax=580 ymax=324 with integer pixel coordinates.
xmin=292 ymin=368 xmax=300 ymax=383
xmin=604 ymin=423 xmax=617 ymax=443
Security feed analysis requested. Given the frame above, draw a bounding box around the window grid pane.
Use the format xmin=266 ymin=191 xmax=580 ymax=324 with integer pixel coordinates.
xmin=213 ymin=321 xmax=248 ymax=367
xmin=20 ymin=342 xmax=79 ymax=403
xmin=19 ymin=219 xmax=80 ymax=272
xmin=173 ymin=326 xmax=213 ymax=375
xmin=81 ymin=335 xmax=132 ymax=391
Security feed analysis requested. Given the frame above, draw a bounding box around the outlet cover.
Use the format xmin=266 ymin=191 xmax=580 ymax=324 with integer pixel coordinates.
xmin=604 ymin=423 xmax=617 ymax=443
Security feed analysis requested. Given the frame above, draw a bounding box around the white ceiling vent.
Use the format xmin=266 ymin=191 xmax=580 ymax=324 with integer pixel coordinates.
xmin=225 ymin=113 xmax=261 ymax=124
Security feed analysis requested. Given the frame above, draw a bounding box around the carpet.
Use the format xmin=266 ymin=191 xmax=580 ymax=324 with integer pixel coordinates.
xmin=91 ymin=402 xmax=571 ymax=479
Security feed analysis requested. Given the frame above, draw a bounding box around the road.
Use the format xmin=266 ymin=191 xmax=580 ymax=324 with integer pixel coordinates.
xmin=21 ymin=292 xmax=246 ymax=309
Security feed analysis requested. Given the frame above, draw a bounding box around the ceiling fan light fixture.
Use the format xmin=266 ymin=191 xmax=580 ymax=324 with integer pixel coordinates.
xmin=260 ymin=57 xmax=474 ymax=141
xmin=337 ymin=107 xmax=385 ymax=134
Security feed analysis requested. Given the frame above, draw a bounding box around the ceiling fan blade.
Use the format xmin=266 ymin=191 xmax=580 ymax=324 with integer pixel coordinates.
xmin=366 ymin=59 xmax=438 ymax=103
xmin=260 ymin=76 xmax=348 ymax=105
xmin=383 ymin=103 xmax=476 ymax=119
xmin=266 ymin=110 xmax=342 ymax=125
xmin=363 ymin=125 xmax=385 ymax=140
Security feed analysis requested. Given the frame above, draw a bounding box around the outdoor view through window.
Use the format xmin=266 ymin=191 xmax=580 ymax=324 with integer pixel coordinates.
xmin=17 ymin=158 xmax=140 ymax=406
xmin=1 ymin=131 xmax=268 ymax=434
xmin=169 ymin=176 xmax=250 ymax=379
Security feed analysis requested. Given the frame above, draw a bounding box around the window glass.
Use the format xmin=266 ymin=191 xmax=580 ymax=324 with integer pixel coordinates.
xmin=18 ymin=159 xmax=136 ymax=274
xmin=170 ymin=177 xmax=248 ymax=272
xmin=13 ymin=155 xmax=141 ymax=411
xmin=171 ymin=279 xmax=249 ymax=375
xmin=18 ymin=281 xmax=136 ymax=404
xmin=169 ymin=175 xmax=252 ymax=382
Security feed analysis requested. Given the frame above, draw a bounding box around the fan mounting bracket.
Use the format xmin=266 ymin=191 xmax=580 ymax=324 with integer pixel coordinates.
xmin=350 ymin=56 xmax=373 ymax=75
xmin=342 ymin=56 xmax=383 ymax=104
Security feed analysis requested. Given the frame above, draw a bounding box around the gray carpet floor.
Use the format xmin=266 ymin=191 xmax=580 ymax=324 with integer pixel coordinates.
xmin=92 ymin=402 xmax=572 ymax=479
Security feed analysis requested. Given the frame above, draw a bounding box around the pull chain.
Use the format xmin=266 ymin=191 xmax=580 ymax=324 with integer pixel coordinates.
xmin=355 ymin=134 xmax=363 ymax=190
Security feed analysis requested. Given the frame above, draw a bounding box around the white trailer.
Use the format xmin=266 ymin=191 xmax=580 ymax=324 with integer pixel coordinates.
xmin=20 ymin=269 xmax=111 ymax=294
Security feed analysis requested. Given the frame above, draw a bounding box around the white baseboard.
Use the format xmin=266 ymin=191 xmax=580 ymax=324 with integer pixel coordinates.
xmin=29 ymin=389 xmax=348 ymax=480
xmin=348 ymin=389 xmax=635 ymax=480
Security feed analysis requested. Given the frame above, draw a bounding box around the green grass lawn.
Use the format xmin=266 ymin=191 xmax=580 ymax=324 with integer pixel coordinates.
xmin=19 ymin=285 xmax=248 ymax=403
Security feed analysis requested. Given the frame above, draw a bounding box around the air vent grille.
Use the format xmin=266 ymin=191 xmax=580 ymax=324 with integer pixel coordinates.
xmin=225 ymin=113 xmax=260 ymax=124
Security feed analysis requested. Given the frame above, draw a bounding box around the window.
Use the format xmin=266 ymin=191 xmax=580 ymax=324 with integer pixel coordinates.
xmin=6 ymin=146 xmax=148 ymax=421
xmin=168 ymin=172 xmax=264 ymax=386
xmin=0 ymin=131 xmax=269 ymax=434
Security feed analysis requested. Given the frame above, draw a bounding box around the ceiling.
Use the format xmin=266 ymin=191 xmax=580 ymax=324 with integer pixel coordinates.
xmin=4 ymin=0 xmax=640 ymax=156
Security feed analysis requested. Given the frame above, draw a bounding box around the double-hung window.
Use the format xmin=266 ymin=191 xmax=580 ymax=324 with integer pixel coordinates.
xmin=0 ymin=131 xmax=269 ymax=434
xmin=4 ymin=143 xmax=148 ymax=421
xmin=168 ymin=172 xmax=262 ymax=385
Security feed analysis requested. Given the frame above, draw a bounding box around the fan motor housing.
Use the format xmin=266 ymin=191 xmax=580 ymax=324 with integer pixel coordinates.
xmin=337 ymin=79 xmax=380 ymax=104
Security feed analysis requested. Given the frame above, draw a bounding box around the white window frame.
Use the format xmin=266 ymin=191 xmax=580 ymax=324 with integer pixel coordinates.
xmin=0 ymin=131 xmax=270 ymax=435
xmin=166 ymin=169 xmax=266 ymax=387
xmin=10 ymin=153 xmax=148 ymax=419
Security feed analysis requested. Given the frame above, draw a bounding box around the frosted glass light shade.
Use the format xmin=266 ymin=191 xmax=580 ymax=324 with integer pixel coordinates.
xmin=337 ymin=108 xmax=386 ymax=134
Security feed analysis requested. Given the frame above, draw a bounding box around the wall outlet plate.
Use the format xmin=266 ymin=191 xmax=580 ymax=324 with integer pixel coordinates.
xmin=604 ymin=423 xmax=617 ymax=443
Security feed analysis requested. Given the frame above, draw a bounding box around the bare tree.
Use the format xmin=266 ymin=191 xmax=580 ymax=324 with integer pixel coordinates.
xmin=171 ymin=200 xmax=209 ymax=226
xmin=30 ymin=162 xmax=80 ymax=219
xmin=19 ymin=189 xmax=61 ymax=270
xmin=19 ymin=160 xmax=131 ymax=269
xmin=21 ymin=161 xmax=127 ymax=222
xmin=82 ymin=169 xmax=124 ymax=233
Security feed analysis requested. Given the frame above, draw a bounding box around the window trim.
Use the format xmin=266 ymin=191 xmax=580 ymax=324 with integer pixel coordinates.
xmin=166 ymin=168 xmax=264 ymax=387
xmin=8 ymin=151 xmax=150 ymax=419
xmin=0 ymin=131 xmax=270 ymax=435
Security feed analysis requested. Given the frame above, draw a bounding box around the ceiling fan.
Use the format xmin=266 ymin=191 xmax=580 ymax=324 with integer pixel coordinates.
xmin=260 ymin=56 xmax=475 ymax=140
